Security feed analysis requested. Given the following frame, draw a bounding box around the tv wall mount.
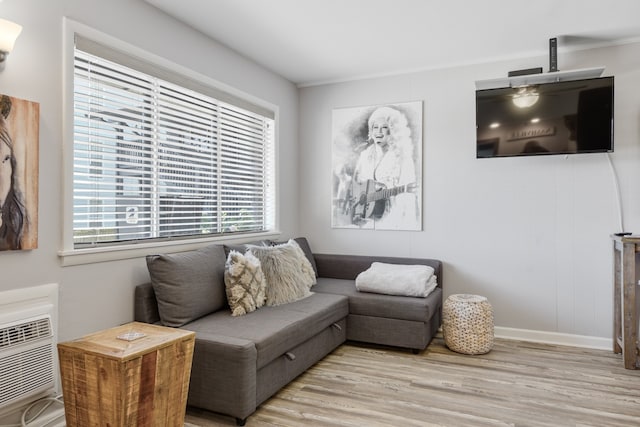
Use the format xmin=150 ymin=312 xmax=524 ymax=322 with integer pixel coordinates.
xmin=475 ymin=67 xmax=606 ymax=90
xmin=475 ymin=38 xmax=605 ymax=90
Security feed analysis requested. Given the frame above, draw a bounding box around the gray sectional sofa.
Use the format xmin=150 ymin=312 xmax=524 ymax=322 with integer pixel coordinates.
xmin=134 ymin=238 xmax=442 ymax=425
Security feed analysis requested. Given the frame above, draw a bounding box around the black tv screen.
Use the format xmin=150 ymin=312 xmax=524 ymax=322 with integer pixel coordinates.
xmin=476 ymin=76 xmax=614 ymax=158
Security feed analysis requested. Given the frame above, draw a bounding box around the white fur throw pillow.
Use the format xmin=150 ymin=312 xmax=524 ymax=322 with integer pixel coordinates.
xmin=224 ymin=250 xmax=266 ymax=316
xmin=247 ymin=239 xmax=316 ymax=306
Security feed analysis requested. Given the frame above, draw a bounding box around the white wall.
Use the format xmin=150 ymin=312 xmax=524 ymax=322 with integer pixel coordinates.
xmin=299 ymin=42 xmax=640 ymax=340
xmin=0 ymin=0 xmax=299 ymax=341
xmin=1 ymin=1 xmax=638 ymax=346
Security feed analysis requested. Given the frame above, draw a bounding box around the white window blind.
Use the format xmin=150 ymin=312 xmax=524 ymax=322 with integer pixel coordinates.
xmin=73 ymin=43 xmax=275 ymax=248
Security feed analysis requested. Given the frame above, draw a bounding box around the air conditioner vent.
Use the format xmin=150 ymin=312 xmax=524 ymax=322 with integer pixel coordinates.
xmin=0 ymin=315 xmax=55 ymax=410
xmin=0 ymin=344 xmax=54 ymax=406
xmin=0 ymin=317 xmax=52 ymax=350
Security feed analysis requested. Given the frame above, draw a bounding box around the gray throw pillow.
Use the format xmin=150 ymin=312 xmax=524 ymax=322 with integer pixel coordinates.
xmin=146 ymin=244 xmax=227 ymax=327
xmin=248 ymin=239 xmax=316 ymax=306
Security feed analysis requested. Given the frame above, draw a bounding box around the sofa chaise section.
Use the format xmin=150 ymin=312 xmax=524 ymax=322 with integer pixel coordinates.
xmin=312 ymin=253 xmax=443 ymax=352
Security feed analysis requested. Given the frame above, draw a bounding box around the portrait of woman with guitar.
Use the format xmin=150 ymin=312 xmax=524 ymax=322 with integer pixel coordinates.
xmin=332 ymin=103 xmax=421 ymax=230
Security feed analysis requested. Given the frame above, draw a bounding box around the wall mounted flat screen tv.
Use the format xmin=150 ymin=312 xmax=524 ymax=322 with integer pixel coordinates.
xmin=476 ymin=76 xmax=614 ymax=158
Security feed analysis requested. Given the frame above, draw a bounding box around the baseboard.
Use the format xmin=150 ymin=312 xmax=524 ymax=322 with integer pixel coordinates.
xmin=494 ymin=326 xmax=611 ymax=350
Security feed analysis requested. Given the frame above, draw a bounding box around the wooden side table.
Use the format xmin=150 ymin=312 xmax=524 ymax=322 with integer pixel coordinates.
xmin=612 ymin=235 xmax=640 ymax=369
xmin=58 ymin=321 xmax=195 ymax=426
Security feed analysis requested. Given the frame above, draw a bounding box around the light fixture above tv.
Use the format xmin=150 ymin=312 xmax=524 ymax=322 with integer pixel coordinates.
xmin=511 ymin=86 xmax=539 ymax=108
xmin=475 ymin=66 xmax=606 ymax=90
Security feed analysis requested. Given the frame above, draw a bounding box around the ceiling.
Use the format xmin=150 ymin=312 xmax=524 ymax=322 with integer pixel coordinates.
xmin=145 ymin=0 xmax=640 ymax=87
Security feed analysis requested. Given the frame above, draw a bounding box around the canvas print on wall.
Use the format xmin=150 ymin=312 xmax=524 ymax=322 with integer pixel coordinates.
xmin=0 ymin=94 xmax=39 ymax=251
xmin=332 ymin=101 xmax=422 ymax=230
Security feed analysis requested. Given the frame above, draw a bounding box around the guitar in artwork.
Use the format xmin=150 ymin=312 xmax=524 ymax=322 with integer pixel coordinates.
xmin=348 ymin=179 xmax=417 ymax=224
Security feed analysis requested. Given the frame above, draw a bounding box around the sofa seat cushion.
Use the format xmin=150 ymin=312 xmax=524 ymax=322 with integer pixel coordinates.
xmin=312 ymin=277 xmax=442 ymax=323
xmin=183 ymin=292 xmax=348 ymax=369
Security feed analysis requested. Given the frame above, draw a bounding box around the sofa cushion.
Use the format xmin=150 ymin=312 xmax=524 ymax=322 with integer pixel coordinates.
xmin=184 ymin=292 xmax=348 ymax=369
xmin=224 ymin=250 xmax=267 ymax=316
xmin=312 ymin=277 xmax=442 ymax=323
xmin=146 ymin=244 xmax=227 ymax=327
xmin=248 ymin=239 xmax=316 ymax=306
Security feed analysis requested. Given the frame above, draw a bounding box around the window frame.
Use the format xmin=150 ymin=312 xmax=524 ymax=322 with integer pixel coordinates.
xmin=60 ymin=18 xmax=280 ymax=266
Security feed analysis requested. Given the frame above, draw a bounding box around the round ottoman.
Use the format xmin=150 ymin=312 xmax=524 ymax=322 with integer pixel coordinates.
xmin=442 ymin=294 xmax=494 ymax=355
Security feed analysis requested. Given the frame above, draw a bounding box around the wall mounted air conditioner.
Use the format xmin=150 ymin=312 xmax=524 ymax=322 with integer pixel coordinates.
xmin=0 ymin=314 xmax=55 ymax=413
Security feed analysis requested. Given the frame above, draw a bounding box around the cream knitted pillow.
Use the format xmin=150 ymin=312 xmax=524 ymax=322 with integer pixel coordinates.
xmin=224 ymin=250 xmax=266 ymax=316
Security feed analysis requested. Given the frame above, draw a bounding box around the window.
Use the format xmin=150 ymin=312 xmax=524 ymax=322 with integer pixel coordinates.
xmin=72 ymin=38 xmax=275 ymax=249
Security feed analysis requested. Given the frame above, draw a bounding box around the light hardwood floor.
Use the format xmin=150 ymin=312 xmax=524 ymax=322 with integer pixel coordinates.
xmin=185 ymin=336 xmax=640 ymax=426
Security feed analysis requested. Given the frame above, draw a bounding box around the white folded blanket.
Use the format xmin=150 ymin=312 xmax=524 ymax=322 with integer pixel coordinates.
xmin=355 ymin=262 xmax=437 ymax=298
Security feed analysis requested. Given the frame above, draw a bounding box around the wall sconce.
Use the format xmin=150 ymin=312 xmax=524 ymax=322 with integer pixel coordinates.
xmin=0 ymin=18 xmax=23 ymax=63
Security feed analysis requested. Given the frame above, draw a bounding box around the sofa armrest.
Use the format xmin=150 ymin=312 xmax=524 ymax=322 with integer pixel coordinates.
xmin=314 ymin=253 xmax=442 ymax=286
xmin=187 ymin=331 xmax=258 ymax=420
xmin=134 ymin=282 xmax=161 ymax=324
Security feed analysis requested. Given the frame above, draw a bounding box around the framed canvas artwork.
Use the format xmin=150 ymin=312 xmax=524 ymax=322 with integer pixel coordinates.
xmin=332 ymin=101 xmax=422 ymax=231
xmin=0 ymin=94 xmax=39 ymax=250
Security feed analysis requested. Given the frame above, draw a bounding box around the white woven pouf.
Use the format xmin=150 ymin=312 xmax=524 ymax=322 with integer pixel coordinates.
xmin=442 ymin=294 xmax=494 ymax=355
